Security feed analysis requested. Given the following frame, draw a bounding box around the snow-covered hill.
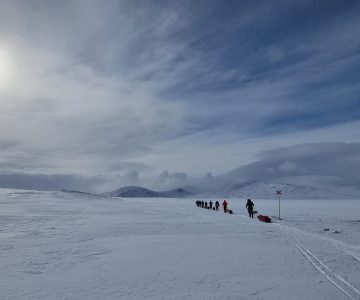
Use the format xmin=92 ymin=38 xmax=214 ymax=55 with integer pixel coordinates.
xmin=200 ymin=175 xmax=360 ymax=199
xmin=107 ymin=186 xmax=192 ymax=198
xmin=189 ymin=142 xmax=360 ymax=198
xmin=107 ymin=186 xmax=159 ymax=197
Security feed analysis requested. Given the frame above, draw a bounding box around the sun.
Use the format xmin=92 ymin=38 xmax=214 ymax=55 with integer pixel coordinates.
xmin=0 ymin=49 xmax=13 ymax=89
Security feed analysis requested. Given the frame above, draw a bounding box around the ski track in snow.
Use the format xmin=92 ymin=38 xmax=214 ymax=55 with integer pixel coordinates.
xmin=276 ymin=224 xmax=360 ymax=300
xmin=274 ymin=223 xmax=360 ymax=263
xmin=337 ymin=244 xmax=360 ymax=263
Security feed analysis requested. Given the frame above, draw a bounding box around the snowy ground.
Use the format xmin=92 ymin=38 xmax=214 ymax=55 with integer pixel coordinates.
xmin=0 ymin=189 xmax=359 ymax=300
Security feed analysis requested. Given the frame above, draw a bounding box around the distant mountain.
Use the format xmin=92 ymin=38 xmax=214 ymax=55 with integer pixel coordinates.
xmin=107 ymin=176 xmax=360 ymax=199
xmin=160 ymin=188 xmax=193 ymax=197
xmin=107 ymin=186 xmax=193 ymax=198
xmin=61 ymin=189 xmax=97 ymax=196
xmin=198 ymin=175 xmax=360 ymax=199
xmin=107 ymin=186 xmax=158 ymax=197
xmin=178 ymin=185 xmax=202 ymax=194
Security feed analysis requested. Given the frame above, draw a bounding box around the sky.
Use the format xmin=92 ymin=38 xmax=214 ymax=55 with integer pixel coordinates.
xmin=0 ymin=0 xmax=359 ymax=192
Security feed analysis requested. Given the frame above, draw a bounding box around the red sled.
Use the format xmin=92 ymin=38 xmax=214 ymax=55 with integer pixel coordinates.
xmin=257 ymin=215 xmax=271 ymax=223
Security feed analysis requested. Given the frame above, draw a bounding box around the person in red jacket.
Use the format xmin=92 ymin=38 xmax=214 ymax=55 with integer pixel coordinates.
xmin=222 ymin=200 xmax=228 ymax=213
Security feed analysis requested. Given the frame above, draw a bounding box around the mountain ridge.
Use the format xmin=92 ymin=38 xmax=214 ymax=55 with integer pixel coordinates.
xmin=107 ymin=186 xmax=193 ymax=198
xmin=197 ymin=175 xmax=360 ymax=199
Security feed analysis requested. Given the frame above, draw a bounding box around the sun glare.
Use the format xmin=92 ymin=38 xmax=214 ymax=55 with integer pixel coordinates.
xmin=0 ymin=49 xmax=13 ymax=89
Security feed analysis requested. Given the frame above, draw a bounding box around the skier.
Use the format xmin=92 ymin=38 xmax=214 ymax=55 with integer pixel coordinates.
xmin=209 ymin=201 xmax=213 ymax=209
xmin=204 ymin=201 xmax=208 ymax=209
xmin=215 ymin=201 xmax=220 ymax=211
xmin=246 ymin=199 xmax=255 ymax=218
xmin=222 ymin=200 xmax=228 ymax=213
xmin=201 ymin=200 xmax=204 ymax=208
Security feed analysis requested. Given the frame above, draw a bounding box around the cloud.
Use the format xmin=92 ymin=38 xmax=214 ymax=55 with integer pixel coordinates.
xmin=266 ymin=47 xmax=286 ymax=63
xmin=153 ymin=170 xmax=188 ymax=190
xmin=277 ymin=161 xmax=298 ymax=172
xmin=226 ymin=142 xmax=360 ymax=184
xmin=139 ymin=142 xmax=360 ymax=192
xmin=0 ymin=1 xmax=186 ymax=178
xmin=0 ymin=171 xmax=104 ymax=191
xmin=118 ymin=142 xmax=360 ymax=193
xmin=0 ymin=1 xmax=359 ymax=192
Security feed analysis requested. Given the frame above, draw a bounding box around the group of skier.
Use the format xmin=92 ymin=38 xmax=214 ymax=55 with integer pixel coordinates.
xmin=195 ymin=198 xmax=255 ymax=218
xmin=196 ymin=200 xmax=221 ymax=211
xmin=195 ymin=199 xmax=232 ymax=214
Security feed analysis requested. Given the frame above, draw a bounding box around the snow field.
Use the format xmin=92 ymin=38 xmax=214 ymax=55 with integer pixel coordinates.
xmin=0 ymin=189 xmax=359 ymax=299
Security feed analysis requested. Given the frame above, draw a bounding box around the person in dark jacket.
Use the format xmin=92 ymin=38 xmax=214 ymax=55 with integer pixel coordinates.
xmin=204 ymin=201 xmax=208 ymax=209
xmin=246 ymin=199 xmax=255 ymax=218
xmin=215 ymin=201 xmax=220 ymax=211
xmin=209 ymin=201 xmax=213 ymax=209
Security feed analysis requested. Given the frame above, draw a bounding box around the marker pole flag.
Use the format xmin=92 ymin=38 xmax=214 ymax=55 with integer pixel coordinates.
xmin=276 ymin=190 xmax=282 ymax=220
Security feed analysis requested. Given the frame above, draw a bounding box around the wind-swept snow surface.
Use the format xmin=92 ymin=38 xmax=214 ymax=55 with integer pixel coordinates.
xmin=0 ymin=189 xmax=359 ymax=300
